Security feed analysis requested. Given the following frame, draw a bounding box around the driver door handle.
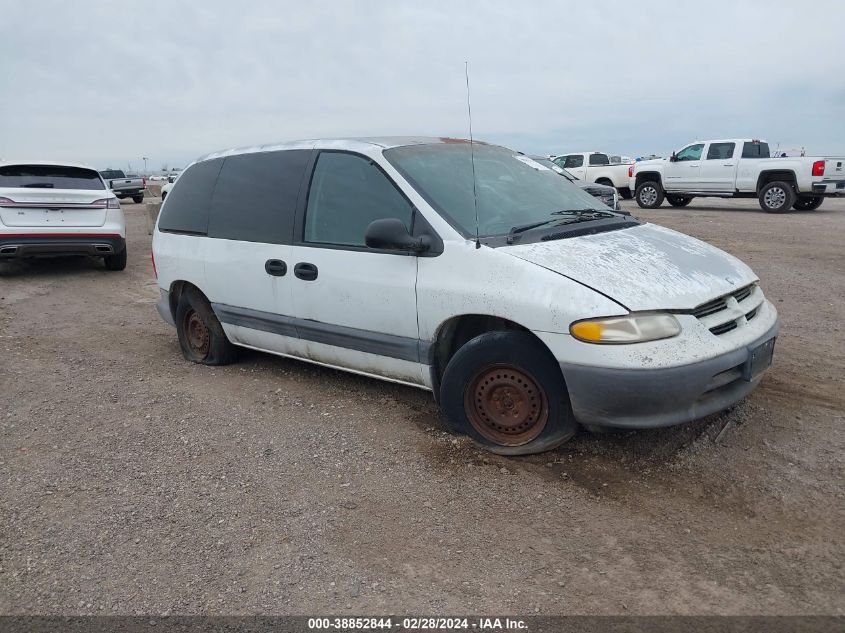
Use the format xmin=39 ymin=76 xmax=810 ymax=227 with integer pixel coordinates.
xmin=294 ymin=262 xmax=318 ymax=281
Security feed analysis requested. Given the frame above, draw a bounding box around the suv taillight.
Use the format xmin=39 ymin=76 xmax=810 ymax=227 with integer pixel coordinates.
xmin=812 ymin=160 xmax=825 ymax=177
xmin=94 ymin=198 xmax=121 ymax=209
xmin=0 ymin=197 xmax=13 ymax=206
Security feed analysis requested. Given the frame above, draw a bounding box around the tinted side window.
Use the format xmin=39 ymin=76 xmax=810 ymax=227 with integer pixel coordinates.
xmin=208 ymin=150 xmax=310 ymax=244
xmin=706 ymin=142 xmax=736 ymax=160
xmin=589 ymin=153 xmax=610 ymax=165
xmin=563 ymin=155 xmax=584 ymax=168
xmin=742 ymin=142 xmax=771 ymax=158
xmin=304 ymin=152 xmax=413 ymax=247
xmin=157 ymin=158 xmax=223 ymax=234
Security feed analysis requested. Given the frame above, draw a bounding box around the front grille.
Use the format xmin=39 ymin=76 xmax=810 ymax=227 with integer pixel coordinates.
xmin=689 ymin=284 xmax=761 ymax=336
xmin=710 ymin=321 xmax=738 ymax=335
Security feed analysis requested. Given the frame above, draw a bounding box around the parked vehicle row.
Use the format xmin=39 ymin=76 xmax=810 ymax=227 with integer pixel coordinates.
xmin=152 ymin=137 xmax=779 ymax=456
xmin=630 ymin=139 xmax=845 ymax=212
xmin=0 ymin=161 xmax=127 ymax=270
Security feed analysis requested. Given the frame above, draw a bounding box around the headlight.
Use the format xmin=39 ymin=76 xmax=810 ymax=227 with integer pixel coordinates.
xmin=570 ymin=313 xmax=681 ymax=344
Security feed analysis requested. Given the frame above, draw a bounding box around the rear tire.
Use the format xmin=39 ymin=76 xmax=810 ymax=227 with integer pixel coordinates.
xmin=103 ymin=247 xmax=127 ymax=271
xmin=666 ymin=195 xmax=692 ymax=207
xmin=132 ymin=195 xmax=144 ymax=204
xmin=793 ymin=196 xmax=823 ymax=211
xmin=619 ymin=187 xmax=633 ymax=199
xmin=175 ymin=287 xmax=238 ymax=365
xmin=758 ymin=181 xmax=796 ymax=213
xmin=439 ymin=331 xmax=578 ymax=455
xmin=635 ymin=181 xmax=664 ymax=208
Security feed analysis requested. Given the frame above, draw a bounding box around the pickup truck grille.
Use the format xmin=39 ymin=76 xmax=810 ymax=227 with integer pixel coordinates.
xmin=689 ymin=284 xmax=764 ymax=336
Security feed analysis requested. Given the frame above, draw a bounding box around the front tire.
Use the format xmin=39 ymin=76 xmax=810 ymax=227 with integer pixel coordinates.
xmin=439 ymin=331 xmax=578 ymax=455
xmin=793 ymin=196 xmax=823 ymax=211
xmin=666 ymin=195 xmax=692 ymax=207
xmin=635 ymin=181 xmax=664 ymax=208
xmin=104 ymin=247 xmax=127 ymax=271
xmin=758 ymin=181 xmax=796 ymax=213
xmin=175 ymin=287 xmax=238 ymax=365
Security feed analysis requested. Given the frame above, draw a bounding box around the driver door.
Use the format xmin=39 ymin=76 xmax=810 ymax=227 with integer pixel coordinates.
xmin=287 ymin=151 xmax=425 ymax=386
xmin=664 ymin=143 xmax=703 ymax=190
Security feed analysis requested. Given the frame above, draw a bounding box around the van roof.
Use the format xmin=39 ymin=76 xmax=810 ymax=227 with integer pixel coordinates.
xmin=197 ymin=136 xmax=491 ymax=163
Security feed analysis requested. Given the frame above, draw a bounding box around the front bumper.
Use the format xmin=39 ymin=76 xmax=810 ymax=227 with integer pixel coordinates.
xmin=0 ymin=234 xmax=125 ymax=258
xmin=811 ymin=179 xmax=845 ymax=196
xmin=559 ymin=318 xmax=780 ymax=429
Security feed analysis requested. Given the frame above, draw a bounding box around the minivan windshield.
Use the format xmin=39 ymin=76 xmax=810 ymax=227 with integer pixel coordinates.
xmin=385 ymin=143 xmax=622 ymax=238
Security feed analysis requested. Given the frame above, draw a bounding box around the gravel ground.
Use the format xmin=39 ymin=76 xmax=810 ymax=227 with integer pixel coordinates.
xmin=1 ymin=193 xmax=843 ymax=616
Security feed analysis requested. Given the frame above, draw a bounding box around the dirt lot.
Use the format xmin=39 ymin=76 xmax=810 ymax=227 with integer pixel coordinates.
xmin=1 ymin=193 xmax=843 ymax=616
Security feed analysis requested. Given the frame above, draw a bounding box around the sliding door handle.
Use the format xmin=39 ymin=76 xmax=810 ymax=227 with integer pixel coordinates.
xmin=265 ymin=259 xmax=287 ymax=276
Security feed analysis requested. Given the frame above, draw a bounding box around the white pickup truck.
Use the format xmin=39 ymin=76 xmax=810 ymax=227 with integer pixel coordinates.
xmin=551 ymin=151 xmax=634 ymax=198
xmin=630 ymin=139 xmax=845 ymax=212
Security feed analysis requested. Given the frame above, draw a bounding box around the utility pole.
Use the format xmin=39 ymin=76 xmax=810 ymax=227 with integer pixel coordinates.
xmin=142 ymin=157 xmax=148 ymax=174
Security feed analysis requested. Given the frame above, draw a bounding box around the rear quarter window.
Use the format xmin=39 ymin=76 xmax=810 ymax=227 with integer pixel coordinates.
xmin=157 ymin=158 xmax=224 ymax=234
xmin=0 ymin=165 xmax=105 ymax=190
xmin=742 ymin=142 xmax=770 ymax=158
xmin=588 ymin=153 xmax=610 ymax=166
xmin=207 ymin=150 xmax=311 ymax=244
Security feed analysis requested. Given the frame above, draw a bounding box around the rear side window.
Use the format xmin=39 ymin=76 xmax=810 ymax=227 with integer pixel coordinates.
xmin=157 ymin=158 xmax=223 ymax=234
xmin=742 ymin=142 xmax=771 ymax=158
xmin=304 ymin=152 xmax=413 ymax=247
xmin=706 ymin=142 xmax=736 ymax=160
xmin=589 ymin=153 xmax=610 ymax=165
xmin=0 ymin=165 xmax=105 ymax=190
xmin=561 ymin=155 xmax=583 ymax=168
xmin=208 ymin=150 xmax=310 ymax=244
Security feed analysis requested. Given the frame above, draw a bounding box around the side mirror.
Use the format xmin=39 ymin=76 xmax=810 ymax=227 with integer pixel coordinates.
xmin=669 ymin=152 xmax=677 ymax=163
xmin=365 ymin=218 xmax=429 ymax=253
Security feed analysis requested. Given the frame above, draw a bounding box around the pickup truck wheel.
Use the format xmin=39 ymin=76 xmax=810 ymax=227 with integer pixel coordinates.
xmin=635 ymin=181 xmax=664 ymax=208
xmin=619 ymin=188 xmax=633 ymax=199
xmin=666 ymin=195 xmax=692 ymax=207
xmin=758 ymin=181 xmax=796 ymax=213
xmin=175 ymin=287 xmax=238 ymax=365
xmin=132 ymin=195 xmax=144 ymax=204
xmin=439 ymin=331 xmax=578 ymax=455
xmin=793 ymin=196 xmax=824 ymax=211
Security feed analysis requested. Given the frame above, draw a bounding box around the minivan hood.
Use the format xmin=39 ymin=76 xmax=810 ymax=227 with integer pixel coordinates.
xmin=500 ymin=223 xmax=758 ymax=311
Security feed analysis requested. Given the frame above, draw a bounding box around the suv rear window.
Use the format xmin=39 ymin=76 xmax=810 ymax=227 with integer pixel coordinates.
xmin=0 ymin=165 xmax=105 ymax=190
xmin=157 ymin=158 xmax=224 ymax=234
xmin=742 ymin=142 xmax=770 ymax=158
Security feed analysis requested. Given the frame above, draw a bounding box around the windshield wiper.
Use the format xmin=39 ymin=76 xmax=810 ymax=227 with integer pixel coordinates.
xmin=509 ymin=218 xmax=559 ymax=236
xmin=21 ymin=183 xmax=55 ymax=188
xmin=551 ymin=208 xmax=615 ymax=218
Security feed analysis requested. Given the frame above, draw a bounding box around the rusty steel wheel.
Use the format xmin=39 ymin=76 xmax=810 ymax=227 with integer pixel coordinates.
xmin=182 ymin=308 xmax=210 ymax=359
xmin=464 ymin=364 xmax=549 ymax=446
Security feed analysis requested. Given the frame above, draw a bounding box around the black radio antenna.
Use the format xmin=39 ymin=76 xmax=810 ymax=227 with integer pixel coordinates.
xmin=465 ymin=61 xmax=481 ymax=249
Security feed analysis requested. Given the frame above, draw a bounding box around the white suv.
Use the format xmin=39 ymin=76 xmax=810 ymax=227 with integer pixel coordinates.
xmin=0 ymin=161 xmax=127 ymax=270
xmin=152 ymin=138 xmax=779 ymax=455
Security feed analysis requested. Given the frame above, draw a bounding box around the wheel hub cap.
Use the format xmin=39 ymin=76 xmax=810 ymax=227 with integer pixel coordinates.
xmin=764 ymin=187 xmax=786 ymax=208
xmin=464 ymin=365 xmax=549 ymax=446
xmin=641 ymin=186 xmax=657 ymax=205
xmin=184 ymin=310 xmax=210 ymax=356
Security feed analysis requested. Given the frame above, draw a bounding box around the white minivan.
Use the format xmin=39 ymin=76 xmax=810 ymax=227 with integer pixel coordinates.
xmin=152 ymin=138 xmax=779 ymax=455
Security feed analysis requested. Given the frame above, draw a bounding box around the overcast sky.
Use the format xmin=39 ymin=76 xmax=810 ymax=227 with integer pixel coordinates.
xmin=1 ymin=0 xmax=843 ymax=170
